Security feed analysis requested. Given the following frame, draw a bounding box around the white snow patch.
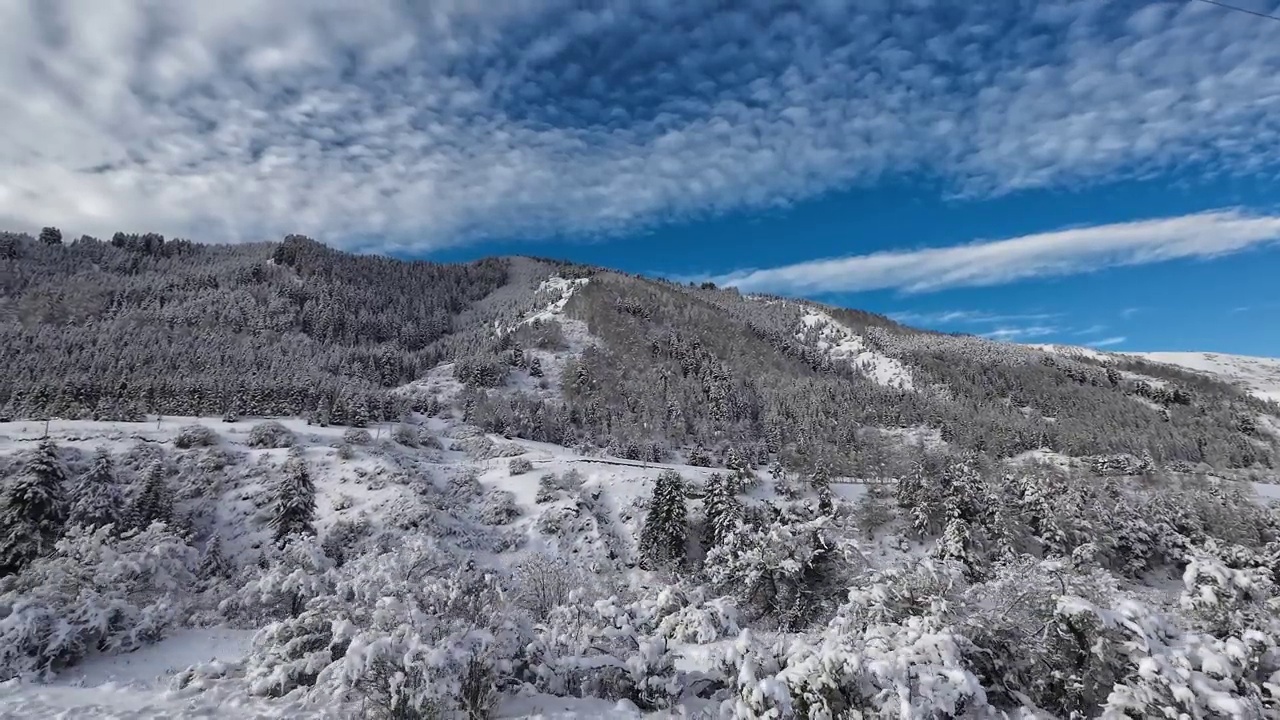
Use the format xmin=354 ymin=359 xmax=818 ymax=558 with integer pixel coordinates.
xmin=797 ymin=311 xmax=914 ymax=390
xmin=56 ymin=629 xmax=254 ymax=689
xmin=1128 ymin=351 xmax=1280 ymax=404
xmin=523 ymin=276 xmax=589 ymax=327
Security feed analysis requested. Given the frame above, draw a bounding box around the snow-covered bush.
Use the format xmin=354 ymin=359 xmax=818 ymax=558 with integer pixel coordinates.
xmin=478 ymin=490 xmax=520 ymax=525
xmin=174 ymin=424 xmax=219 ymax=449
xmin=220 ymin=535 xmax=334 ymax=624
xmin=391 ymin=423 xmax=419 ymax=447
xmin=529 ymin=592 xmax=682 ymax=710
xmin=341 ymin=427 xmax=372 ymax=445
xmin=706 ymin=516 xmax=863 ymax=630
xmin=0 ymin=522 xmax=196 ymax=680
xmin=512 ymin=552 xmax=588 ymax=622
xmin=655 ymin=596 xmax=740 ymax=644
xmin=247 ymin=421 xmax=295 ymax=449
xmin=508 ymin=457 xmax=534 ymax=475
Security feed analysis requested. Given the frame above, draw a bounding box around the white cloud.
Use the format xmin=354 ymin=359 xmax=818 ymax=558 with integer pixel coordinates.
xmin=1088 ymin=336 xmax=1128 ymax=347
xmin=982 ymin=326 xmax=1060 ymax=341
xmin=2 ymin=1 xmax=1280 ymax=250
xmin=890 ymin=310 xmax=1062 ymax=325
xmin=708 ymin=209 xmax=1280 ymax=294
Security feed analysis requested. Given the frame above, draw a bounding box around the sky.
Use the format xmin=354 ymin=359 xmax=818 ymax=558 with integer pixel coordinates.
xmin=2 ymin=0 xmax=1279 ymax=356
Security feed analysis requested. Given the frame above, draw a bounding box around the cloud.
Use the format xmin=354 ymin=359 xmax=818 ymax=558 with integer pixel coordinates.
xmin=889 ymin=310 xmax=1062 ymax=326
xmin=1074 ymin=324 xmax=1109 ymax=335
xmin=708 ymin=209 xmax=1280 ymax=294
xmin=1120 ymin=307 xmax=1144 ymax=319
xmin=2 ymin=1 xmax=1280 ymax=250
xmin=1087 ymin=336 xmax=1128 ymax=347
xmin=982 ymin=326 xmax=1061 ymax=342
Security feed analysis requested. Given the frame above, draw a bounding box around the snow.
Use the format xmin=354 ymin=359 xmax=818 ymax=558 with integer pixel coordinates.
xmin=1128 ymin=351 xmax=1280 ymax=404
xmin=1026 ymin=343 xmax=1112 ymax=363
xmin=797 ymin=310 xmax=914 ymax=390
xmin=522 ymin=276 xmax=589 ymax=327
xmin=56 ymin=629 xmax=254 ymax=689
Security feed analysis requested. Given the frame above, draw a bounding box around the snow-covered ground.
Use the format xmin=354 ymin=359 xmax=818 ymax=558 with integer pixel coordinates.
xmin=797 ymin=310 xmax=914 ymax=390
xmin=1128 ymin=351 xmax=1280 ymax=403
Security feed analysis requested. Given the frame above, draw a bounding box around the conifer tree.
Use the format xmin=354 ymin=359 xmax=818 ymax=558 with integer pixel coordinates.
xmin=812 ymin=463 xmax=833 ymax=515
xmin=270 ymin=450 xmax=317 ymax=544
xmin=0 ymin=439 xmax=69 ymax=574
xmin=199 ymin=532 xmax=233 ymax=581
xmin=131 ymin=460 xmax=174 ymax=530
xmin=639 ymin=469 xmax=687 ymax=570
xmin=69 ymin=447 xmax=124 ymax=530
xmin=702 ymin=472 xmax=743 ymax=551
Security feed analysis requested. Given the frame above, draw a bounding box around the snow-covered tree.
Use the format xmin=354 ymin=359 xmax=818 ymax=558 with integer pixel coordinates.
xmin=269 ymin=451 xmax=316 ymax=543
xmin=707 ymin=516 xmax=861 ymax=630
xmin=0 ymin=439 xmax=68 ymax=575
xmin=639 ymin=470 xmax=687 ymax=570
xmin=198 ymin=533 xmax=233 ymax=583
xmin=0 ymin=522 xmax=196 ymax=679
xmin=702 ymin=473 xmax=742 ymax=552
xmin=68 ymin=448 xmax=124 ymax=531
xmin=130 ymin=460 xmax=174 ymax=531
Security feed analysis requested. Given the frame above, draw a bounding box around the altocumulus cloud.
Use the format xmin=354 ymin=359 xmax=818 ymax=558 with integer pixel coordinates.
xmin=2 ymin=1 xmax=1280 ymax=251
xmin=708 ymin=209 xmax=1280 ymax=295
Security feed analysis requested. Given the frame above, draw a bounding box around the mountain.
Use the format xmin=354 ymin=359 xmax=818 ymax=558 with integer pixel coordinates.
xmin=1 ymin=231 xmax=1279 ymax=718
xmin=3 ymin=231 xmax=1277 ymax=472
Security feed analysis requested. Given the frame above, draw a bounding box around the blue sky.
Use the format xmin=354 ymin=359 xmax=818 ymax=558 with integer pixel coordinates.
xmin=2 ymin=1 xmax=1279 ymax=355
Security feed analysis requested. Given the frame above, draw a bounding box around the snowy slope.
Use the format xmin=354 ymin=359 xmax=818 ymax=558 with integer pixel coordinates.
xmin=797 ymin=310 xmax=914 ymax=390
xmin=1128 ymin=351 xmax=1280 ymax=404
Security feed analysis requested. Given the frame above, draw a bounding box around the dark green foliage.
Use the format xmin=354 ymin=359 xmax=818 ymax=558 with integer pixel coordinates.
xmin=0 ymin=440 xmax=69 ymax=574
xmin=639 ymin=470 xmax=687 ymax=570
xmin=270 ymin=452 xmax=317 ymax=543
xmin=702 ymin=473 xmax=742 ymax=551
xmin=199 ymin=532 xmax=233 ymax=581
xmin=0 ymin=234 xmax=517 ymax=423
xmin=69 ymin=447 xmax=124 ymax=530
xmin=131 ymin=461 xmax=174 ymax=530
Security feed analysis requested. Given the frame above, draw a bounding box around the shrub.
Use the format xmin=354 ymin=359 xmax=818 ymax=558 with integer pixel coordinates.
xmin=478 ymin=490 xmax=520 ymax=525
xmin=508 ymin=457 xmax=534 ymax=476
xmin=342 ymin=428 xmax=372 ymax=445
xmin=247 ymin=421 xmax=295 ymax=449
xmin=174 ymin=424 xmax=219 ymax=449
xmin=391 ymin=424 xmax=419 ymax=447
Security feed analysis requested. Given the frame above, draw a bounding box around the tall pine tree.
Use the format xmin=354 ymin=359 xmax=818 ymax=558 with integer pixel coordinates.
xmin=0 ymin=439 xmax=68 ymax=575
xmin=70 ymin=447 xmax=124 ymax=530
xmin=270 ymin=450 xmax=316 ymax=544
xmin=639 ymin=469 xmax=687 ymax=570
xmin=702 ymin=472 xmax=743 ymax=551
xmin=131 ymin=460 xmax=174 ymax=530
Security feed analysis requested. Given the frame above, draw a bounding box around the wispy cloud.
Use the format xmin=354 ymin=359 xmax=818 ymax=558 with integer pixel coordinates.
xmin=1087 ymin=336 xmax=1128 ymax=348
xmin=1074 ymin=324 xmax=1108 ymax=336
xmin=708 ymin=209 xmax=1280 ymax=295
xmin=889 ymin=310 xmax=1062 ymax=326
xmin=1 ymin=2 xmax=1279 ymax=250
xmin=1120 ymin=307 xmax=1144 ymax=319
xmin=982 ymin=326 xmax=1060 ymax=341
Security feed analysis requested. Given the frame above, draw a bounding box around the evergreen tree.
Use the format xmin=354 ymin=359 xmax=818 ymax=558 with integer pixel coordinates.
xmin=38 ymin=226 xmax=62 ymax=245
xmin=812 ymin=463 xmax=833 ymax=515
xmin=0 ymin=439 xmax=69 ymax=574
xmin=69 ymin=447 xmax=124 ymax=530
xmin=639 ymin=469 xmax=687 ymax=570
xmin=131 ymin=460 xmax=174 ymax=530
xmin=270 ymin=450 xmax=317 ymax=543
xmin=702 ymin=473 xmax=743 ymax=551
xmin=199 ymin=532 xmax=233 ymax=581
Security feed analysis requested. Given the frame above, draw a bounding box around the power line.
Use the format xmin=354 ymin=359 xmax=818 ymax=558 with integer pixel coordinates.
xmin=1190 ymin=0 xmax=1280 ymax=22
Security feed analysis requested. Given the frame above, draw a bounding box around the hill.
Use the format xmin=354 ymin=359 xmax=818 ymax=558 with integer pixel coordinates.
xmin=1 ymin=231 xmax=1278 ymax=718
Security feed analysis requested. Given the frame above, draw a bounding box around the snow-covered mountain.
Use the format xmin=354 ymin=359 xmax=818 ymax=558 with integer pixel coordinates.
xmin=3 ymin=231 xmax=1280 ymax=719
